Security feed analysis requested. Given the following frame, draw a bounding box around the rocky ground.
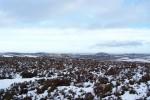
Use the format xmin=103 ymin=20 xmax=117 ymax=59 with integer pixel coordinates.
xmin=0 ymin=56 xmax=150 ymax=100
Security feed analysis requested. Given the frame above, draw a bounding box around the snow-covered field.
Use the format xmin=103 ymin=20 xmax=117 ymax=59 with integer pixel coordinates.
xmin=0 ymin=78 xmax=39 ymax=89
xmin=117 ymin=57 xmax=150 ymax=63
xmin=0 ymin=56 xmax=150 ymax=100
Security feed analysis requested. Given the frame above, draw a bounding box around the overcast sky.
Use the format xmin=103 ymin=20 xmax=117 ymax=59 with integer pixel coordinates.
xmin=0 ymin=0 xmax=150 ymax=53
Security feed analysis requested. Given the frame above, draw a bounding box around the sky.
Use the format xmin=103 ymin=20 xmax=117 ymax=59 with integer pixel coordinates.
xmin=0 ymin=0 xmax=150 ymax=53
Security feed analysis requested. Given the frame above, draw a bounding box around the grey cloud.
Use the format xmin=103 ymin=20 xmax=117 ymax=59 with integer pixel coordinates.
xmin=0 ymin=0 xmax=149 ymax=28
xmin=95 ymin=41 xmax=143 ymax=47
xmin=0 ymin=0 xmax=65 ymax=21
xmin=0 ymin=0 xmax=120 ymax=18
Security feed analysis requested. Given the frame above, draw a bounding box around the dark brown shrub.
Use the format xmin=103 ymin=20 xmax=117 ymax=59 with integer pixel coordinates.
xmin=129 ymin=80 xmax=135 ymax=85
xmin=140 ymin=74 xmax=150 ymax=82
xmin=21 ymin=70 xmax=37 ymax=78
xmin=99 ymin=77 xmax=109 ymax=84
xmin=23 ymin=96 xmax=32 ymax=100
xmin=121 ymin=85 xmax=129 ymax=91
xmin=20 ymin=88 xmax=28 ymax=94
xmin=147 ymin=91 xmax=150 ymax=97
xmin=2 ymin=92 xmax=14 ymax=100
xmin=129 ymin=89 xmax=137 ymax=94
xmin=84 ymin=92 xmax=94 ymax=100
xmin=37 ymin=78 xmax=71 ymax=93
xmin=94 ymin=83 xmax=112 ymax=96
xmin=105 ymin=67 xmax=119 ymax=75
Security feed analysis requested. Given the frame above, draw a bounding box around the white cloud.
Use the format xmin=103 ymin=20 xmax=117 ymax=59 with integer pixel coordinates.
xmin=0 ymin=1 xmax=149 ymax=53
xmin=0 ymin=28 xmax=150 ymax=53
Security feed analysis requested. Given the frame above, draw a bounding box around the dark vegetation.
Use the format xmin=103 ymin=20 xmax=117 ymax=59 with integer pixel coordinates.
xmin=0 ymin=57 xmax=150 ymax=99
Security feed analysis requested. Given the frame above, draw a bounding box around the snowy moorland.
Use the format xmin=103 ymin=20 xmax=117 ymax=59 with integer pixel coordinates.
xmin=0 ymin=56 xmax=150 ymax=100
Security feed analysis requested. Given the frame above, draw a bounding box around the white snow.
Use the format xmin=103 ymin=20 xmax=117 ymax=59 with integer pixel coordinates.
xmin=23 ymin=55 xmax=38 ymax=58
xmin=121 ymin=91 xmax=138 ymax=100
xmin=117 ymin=58 xmax=150 ymax=63
xmin=2 ymin=55 xmax=13 ymax=57
xmin=50 ymin=81 xmax=95 ymax=99
xmin=0 ymin=78 xmax=41 ymax=89
xmin=121 ymin=82 xmax=148 ymax=100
